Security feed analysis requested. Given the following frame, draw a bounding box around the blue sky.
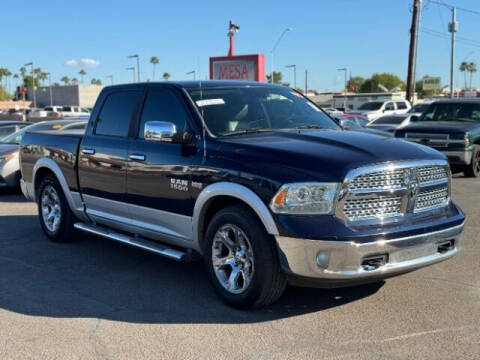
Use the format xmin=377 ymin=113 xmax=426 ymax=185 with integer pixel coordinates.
xmin=2 ymin=0 xmax=480 ymax=91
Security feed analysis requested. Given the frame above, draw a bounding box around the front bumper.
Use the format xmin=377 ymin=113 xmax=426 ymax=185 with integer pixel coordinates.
xmin=441 ymin=148 xmax=473 ymax=165
xmin=276 ymin=222 xmax=463 ymax=287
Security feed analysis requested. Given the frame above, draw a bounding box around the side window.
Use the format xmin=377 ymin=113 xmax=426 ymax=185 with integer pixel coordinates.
xmin=95 ymin=90 xmax=142 ymax=137
xmin=396 ymin=101 xmax=407 ymax=110
xmin=385 ymin=102 xmax=395 ymax=111
xmin=138 ymin=88 xmax=190 ymax=139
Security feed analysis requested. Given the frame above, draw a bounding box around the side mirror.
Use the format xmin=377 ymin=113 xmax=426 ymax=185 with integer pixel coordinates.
xmin=410 ymin=115 xmax=419 ymax=122
xmin=144 ymin=121 xmax=177 ymax=142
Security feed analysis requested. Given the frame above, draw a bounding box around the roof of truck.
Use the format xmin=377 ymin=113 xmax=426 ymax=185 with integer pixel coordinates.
xmin=103 ymin=80 xmax=285 ymax=91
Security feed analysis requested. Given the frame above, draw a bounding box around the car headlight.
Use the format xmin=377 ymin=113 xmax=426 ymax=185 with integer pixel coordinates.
xmin=0 ymin=154 xmax=15 ymax=163
xmin=270 ymin=182 xmax=340 ymax=215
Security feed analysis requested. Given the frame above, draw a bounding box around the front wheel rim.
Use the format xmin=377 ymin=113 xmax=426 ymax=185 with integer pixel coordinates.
xmin=41 ymin=185 xmax=62 ymax=233
xmin=211 ymin=224 xmax=254 ymax=294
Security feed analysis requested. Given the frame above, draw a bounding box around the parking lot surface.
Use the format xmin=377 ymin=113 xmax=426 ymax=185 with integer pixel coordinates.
xmin=0 ymin=176 xmax=479 ymax=360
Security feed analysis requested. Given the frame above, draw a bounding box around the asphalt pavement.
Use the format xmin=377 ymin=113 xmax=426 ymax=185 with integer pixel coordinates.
xmin=0 ymin=176 xmax=479 ymax=359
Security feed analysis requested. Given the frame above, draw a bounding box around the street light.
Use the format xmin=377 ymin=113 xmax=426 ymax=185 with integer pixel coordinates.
xmin=128 ymin=54 xmax=140 ymax=82
xmin=24 ymin=62 xmax=36 ymax=108
xmin=285 ymin=64 xmax=296 ymax=89
xmin=270 ymin=28 xmax=292 ymax=83
xmin=45 ymin=72 xmax=53 ymax=106
xmin=126 ymin=67 xmax=136 ymax=83
xmin=337 ymin=67 xmax=348 ymax=111
xmin=105 ymin=75 xmax=114 ymax=85
xmin=186 ymin=70 xmax=196 ymax=80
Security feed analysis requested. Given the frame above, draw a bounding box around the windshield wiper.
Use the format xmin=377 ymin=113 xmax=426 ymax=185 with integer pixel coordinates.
xmin=222 ymin=128 xmax=273 ymax=136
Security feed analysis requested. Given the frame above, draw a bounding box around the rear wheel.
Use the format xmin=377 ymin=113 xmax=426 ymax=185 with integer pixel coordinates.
xmin=37 ymin=174 xmax=77 ymax=242
xmin=204 ymin=205 xmax=286 ymax=309
xmin=465 ymin=145 xmax=480 ymax=177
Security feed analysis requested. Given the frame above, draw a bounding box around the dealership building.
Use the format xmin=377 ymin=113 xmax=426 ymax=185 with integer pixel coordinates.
xmin=27 ymin=84 xmax=103 ymax=108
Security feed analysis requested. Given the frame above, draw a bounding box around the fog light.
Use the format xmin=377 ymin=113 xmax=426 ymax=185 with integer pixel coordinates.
xmin=316 ymin=251 xmax=330 ymax=269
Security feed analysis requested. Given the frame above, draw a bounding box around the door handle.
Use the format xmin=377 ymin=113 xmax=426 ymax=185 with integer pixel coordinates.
xmin=129 ymin=154 xmax=146 ymax=161
xmin=82 ymin=148 xmax=95 ymax=155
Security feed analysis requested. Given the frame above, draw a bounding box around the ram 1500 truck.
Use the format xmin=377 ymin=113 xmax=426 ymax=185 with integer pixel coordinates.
xmin=20 ymin=81 xmax=465 ymax=308
xmin=395 ymin=99 xmax=480 ymax=177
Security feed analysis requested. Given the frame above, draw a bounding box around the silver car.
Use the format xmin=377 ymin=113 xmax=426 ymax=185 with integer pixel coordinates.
xmin=0 ymin=119 xmax=87 ymax=188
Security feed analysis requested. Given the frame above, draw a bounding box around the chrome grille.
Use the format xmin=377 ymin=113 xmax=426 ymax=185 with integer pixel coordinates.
xmin=339 ymin=160 xmax=450 ymax=223
xmin=343 ymin=196 xmax=402 ymax=220
xmin=415 ymin=186 xmax=449 ymax=212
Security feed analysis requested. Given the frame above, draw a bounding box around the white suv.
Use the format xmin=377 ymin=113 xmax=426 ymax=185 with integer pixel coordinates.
xmin=351 ymin=100 xmax=411 ymax=121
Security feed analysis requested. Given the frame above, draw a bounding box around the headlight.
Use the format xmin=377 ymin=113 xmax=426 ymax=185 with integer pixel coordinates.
xmin=270 ymin=182 xmax=340 ymax=215
xmin=0 ymin=154 xmax=15 ymax=163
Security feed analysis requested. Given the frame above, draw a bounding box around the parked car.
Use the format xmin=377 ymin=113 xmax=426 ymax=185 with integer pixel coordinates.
xmin=27 ymin=108 xmax=50 ymax=119
xmin=0 ymin=121 xmax=32 ymax=140
xmin=367 ymin=114 xmax=413 ymax=132
xmin=321 ymin=107 xmax=343 ymax=116
xmin=0 ymin=119 xmax=87 ymax=188
xmin=61 ymin=106 xmax=90 ymax=117
xmin=395 ymin=99 xmax=480 ymax=177
xmin=20 ymin=81 xmax=464 ymax=309
xmin=334 ymin=115 xmax=391 ymax=136
xmin=350 ymin=100 xmax=411 ymax=121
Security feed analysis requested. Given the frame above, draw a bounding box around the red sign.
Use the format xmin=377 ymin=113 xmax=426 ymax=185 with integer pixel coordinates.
xmin=21 ymin=87 xmax=27 ymax=94
xmin=210 ymin=54 xmax=265 ymax=82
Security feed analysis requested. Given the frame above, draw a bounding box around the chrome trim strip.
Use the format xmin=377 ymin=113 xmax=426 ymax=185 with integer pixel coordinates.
xmin=276 ymin=222 xmax=464 ymax=280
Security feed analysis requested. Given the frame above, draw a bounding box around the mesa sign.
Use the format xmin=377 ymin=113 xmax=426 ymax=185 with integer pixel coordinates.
xmin=210 ymin=54 xmax=265 ymax=82
xmin=422 ymin=77 xmax=441 ymax=91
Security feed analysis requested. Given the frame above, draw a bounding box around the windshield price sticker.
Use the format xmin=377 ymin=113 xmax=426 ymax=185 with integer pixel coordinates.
xmin=196 ymin=99 xmax=225 ymax=107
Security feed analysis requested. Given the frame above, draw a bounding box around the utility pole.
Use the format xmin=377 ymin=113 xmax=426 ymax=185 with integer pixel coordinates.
xmin=406 ymin=0 xmax=422 ymax=103
xmin=304 ymin=70 xmax=308 ymax=95
xmin=449 ymin=7 xmax=458 ymax=98
xmin=46 ymin=72 xmax=53 ymax=106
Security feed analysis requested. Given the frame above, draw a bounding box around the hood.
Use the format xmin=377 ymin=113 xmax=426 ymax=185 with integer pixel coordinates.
xmin=396 ymin=121 xmax=480 ymax=135
xmin=212 ymin=130 xmax=444 ymax=183
xmin=0 ymin=144 xmax=18 ymax=156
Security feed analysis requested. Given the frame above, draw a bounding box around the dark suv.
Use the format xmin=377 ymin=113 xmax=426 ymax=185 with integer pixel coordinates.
xmin=395 ymin=99 xmax=480 ymax=177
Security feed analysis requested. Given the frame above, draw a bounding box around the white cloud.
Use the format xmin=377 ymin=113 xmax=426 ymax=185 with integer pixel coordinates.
xmin=80 ymin=58 xmax=100 ymax=68
xmin=65 ymin=59 xmax=78 ymax=67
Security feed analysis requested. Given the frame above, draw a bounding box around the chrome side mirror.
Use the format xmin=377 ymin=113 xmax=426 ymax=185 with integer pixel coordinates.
xmin=144 ymin=121 xmax=177 ymax=142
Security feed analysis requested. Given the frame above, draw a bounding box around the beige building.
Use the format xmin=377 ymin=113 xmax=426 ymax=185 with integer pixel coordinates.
xmin=27 ymin=84 xmax=103 ymax=108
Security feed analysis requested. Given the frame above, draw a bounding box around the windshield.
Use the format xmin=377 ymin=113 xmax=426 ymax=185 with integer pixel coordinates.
xmin=419 ymin=102 xmax=480 ymax=122
xmin=371 ymin=115 xmax=406 ymax=125
xmin=187 ymin=87 xmax=339 ymax=136
xmin=408 ymin=103 xmax=429 ymax=114
xmin=357 ymin=101 xmax=383 ymax=110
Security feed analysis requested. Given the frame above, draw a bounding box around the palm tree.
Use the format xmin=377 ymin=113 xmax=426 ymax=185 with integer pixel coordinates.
xmin=150 ymin=56 xmax=159 ymax=80
xmin=0 ymin=68 xmax=8 ymax=88
xmin=60 ymin=76 xmax=70 ymax=85
xmin=468 ymin=62 xmax=477 ymax=90
xmin=460 ymin=62 xmax=469 ymax=90
xmin=5 ymin=70 xmax=12 ymax=93
xmin=162 ymin=72 xmax=171 ymax=81
xmin=71 ymin=77 xmax=78 ymax=85
xmin=78 ymin=69 xmax=86 ymax=84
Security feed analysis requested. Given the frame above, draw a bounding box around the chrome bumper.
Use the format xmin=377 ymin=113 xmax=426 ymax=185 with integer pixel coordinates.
xmin=275 ymin=223 xmax=463 ymax=282
xmin=442 ymin=148 xmax=473 ymax=165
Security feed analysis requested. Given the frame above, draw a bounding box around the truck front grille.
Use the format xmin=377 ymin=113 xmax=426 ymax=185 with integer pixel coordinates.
xmin=339 ymin=160 xmax=450 ymax=223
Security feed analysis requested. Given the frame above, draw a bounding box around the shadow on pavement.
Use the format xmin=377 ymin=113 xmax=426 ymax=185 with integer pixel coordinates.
xmin=0 ymin=214 xmax=383 ymax=324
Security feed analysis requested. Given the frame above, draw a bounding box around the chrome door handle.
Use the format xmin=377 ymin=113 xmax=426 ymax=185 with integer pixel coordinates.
xmin=129 ymin=154 xmax=146 ymax=161
xmin=82 ymin=148 xmax=95 ymax=155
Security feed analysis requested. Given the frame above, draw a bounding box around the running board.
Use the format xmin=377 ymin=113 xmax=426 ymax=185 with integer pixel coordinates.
xmin=73 ymin=222 xmax=188 ymax=262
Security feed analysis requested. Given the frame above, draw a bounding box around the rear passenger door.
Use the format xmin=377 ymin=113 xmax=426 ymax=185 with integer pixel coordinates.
xmin=78 ymin=88 xmax=144 ymax=223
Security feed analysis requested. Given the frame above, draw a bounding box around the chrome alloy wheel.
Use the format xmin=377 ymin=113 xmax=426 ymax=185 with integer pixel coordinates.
xmin=211 ymin=224 xmax=254 ymax=294
xmin=41 ymin=185 xmax=62 ymax=233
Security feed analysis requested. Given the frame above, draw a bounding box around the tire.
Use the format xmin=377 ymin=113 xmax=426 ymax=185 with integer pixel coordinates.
xmin=37 ymin=174 xmax=77 ymax=243
xmin=204 ymin=205 xmax=287 ymax=309
xmin=464 ymin=144 xmax=480 ymax=177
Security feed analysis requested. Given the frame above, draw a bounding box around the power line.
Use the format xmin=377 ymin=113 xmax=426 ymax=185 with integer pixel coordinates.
xmin=427 ymin=0 xmax=480 ymax=16
xmin=421 ymin=27 xmax=480 ymax=47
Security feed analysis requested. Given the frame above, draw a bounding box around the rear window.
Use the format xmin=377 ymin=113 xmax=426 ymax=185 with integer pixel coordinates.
xmin=396 ymin=102 xmax=407 ymax=110
xmin=95 ymin=90 xmax=142 ymax=137
xmin=372 ymin=116 xmax=405 ymax=125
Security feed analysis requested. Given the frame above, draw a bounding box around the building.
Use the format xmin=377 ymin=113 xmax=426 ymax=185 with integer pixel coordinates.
xmin=27 ymin=84 xmax=103 ymax=108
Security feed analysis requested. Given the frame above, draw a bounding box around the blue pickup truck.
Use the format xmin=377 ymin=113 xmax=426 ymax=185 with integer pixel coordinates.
xmin=19 ymin=81 xmax=465 ymax=308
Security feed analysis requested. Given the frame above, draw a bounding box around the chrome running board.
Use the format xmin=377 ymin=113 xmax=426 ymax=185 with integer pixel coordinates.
xmin=74 ymin=222 xmax=188 ymax=261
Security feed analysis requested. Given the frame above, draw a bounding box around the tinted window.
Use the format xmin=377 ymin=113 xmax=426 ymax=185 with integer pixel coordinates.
xmin=44 ymin=107 xmax=52 ymax=111
xmin=358 ymin=101 xmax=383 ymax=110
xmin=95 ymin=90 xmax=142 ymax=137
xmin=396 ymin=101 xmax=407 ymax=110
xmin=138 ymin=89 xmax=189 ymax=138
xmin=408 ymin=103 xmax=429 ymax=113
xmin=385 ymin=102 xmax=395 ymax=111
xmin=420 ymin=102 xmax=480 ymax=122
xmin=63 ymin=106 xmax=71 ymax=111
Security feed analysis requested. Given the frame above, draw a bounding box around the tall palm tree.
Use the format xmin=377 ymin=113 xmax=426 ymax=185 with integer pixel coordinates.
xmin=468 ymin=62 xmax=477 ymax=90
xmin=150 ymin=56 xmax=159 ymax=80
xmin=162 ymin=72 xmax=171 ymax=81
xmin=460 ymin=62 xmax=469 ymax=90
xmin=5 ymin=70 xmax=12 ymax=93
xmin=78 ymin=69 xmax=86 ymax=84
xmin=71 ymin=77 xmax=78 ymax=85
xmin=60 ymin=76 xmax=70 ymax=85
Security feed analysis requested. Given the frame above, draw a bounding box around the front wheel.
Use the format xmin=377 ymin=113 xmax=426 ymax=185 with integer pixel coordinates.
xmin=465 ymin=145 xmax=480 ymax=177
xmin=204 ymin=205 xmax=286 ymax=309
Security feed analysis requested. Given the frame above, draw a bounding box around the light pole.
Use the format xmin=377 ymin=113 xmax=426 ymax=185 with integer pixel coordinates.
xmin=449 ymin=7 xmax=458 ymax=98
xmin=105 ymin=75 xmax=114 ymax=85
xmin=24 ymin=62 xmax=36 ymax=108
xmin=126 ymin=67 xmax=135 ymax=83
xmin=285 ymin=64 xmax=296 ymax=89
xmin=128 ymin=54 xmax=140 ymax=82
xmin=45 ymin=72 xmax=53 ymax=106
xmin=186 ymin=70 xmax=196 ymax=80
xmin=337 ymin=68 xmax=347 ymax=111
xmin=270 ymin=28 xmax=291 ymax=83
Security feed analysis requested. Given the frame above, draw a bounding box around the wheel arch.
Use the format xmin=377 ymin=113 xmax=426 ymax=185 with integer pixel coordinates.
xmin=193 ymin=182 xmax=279 ymax=253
